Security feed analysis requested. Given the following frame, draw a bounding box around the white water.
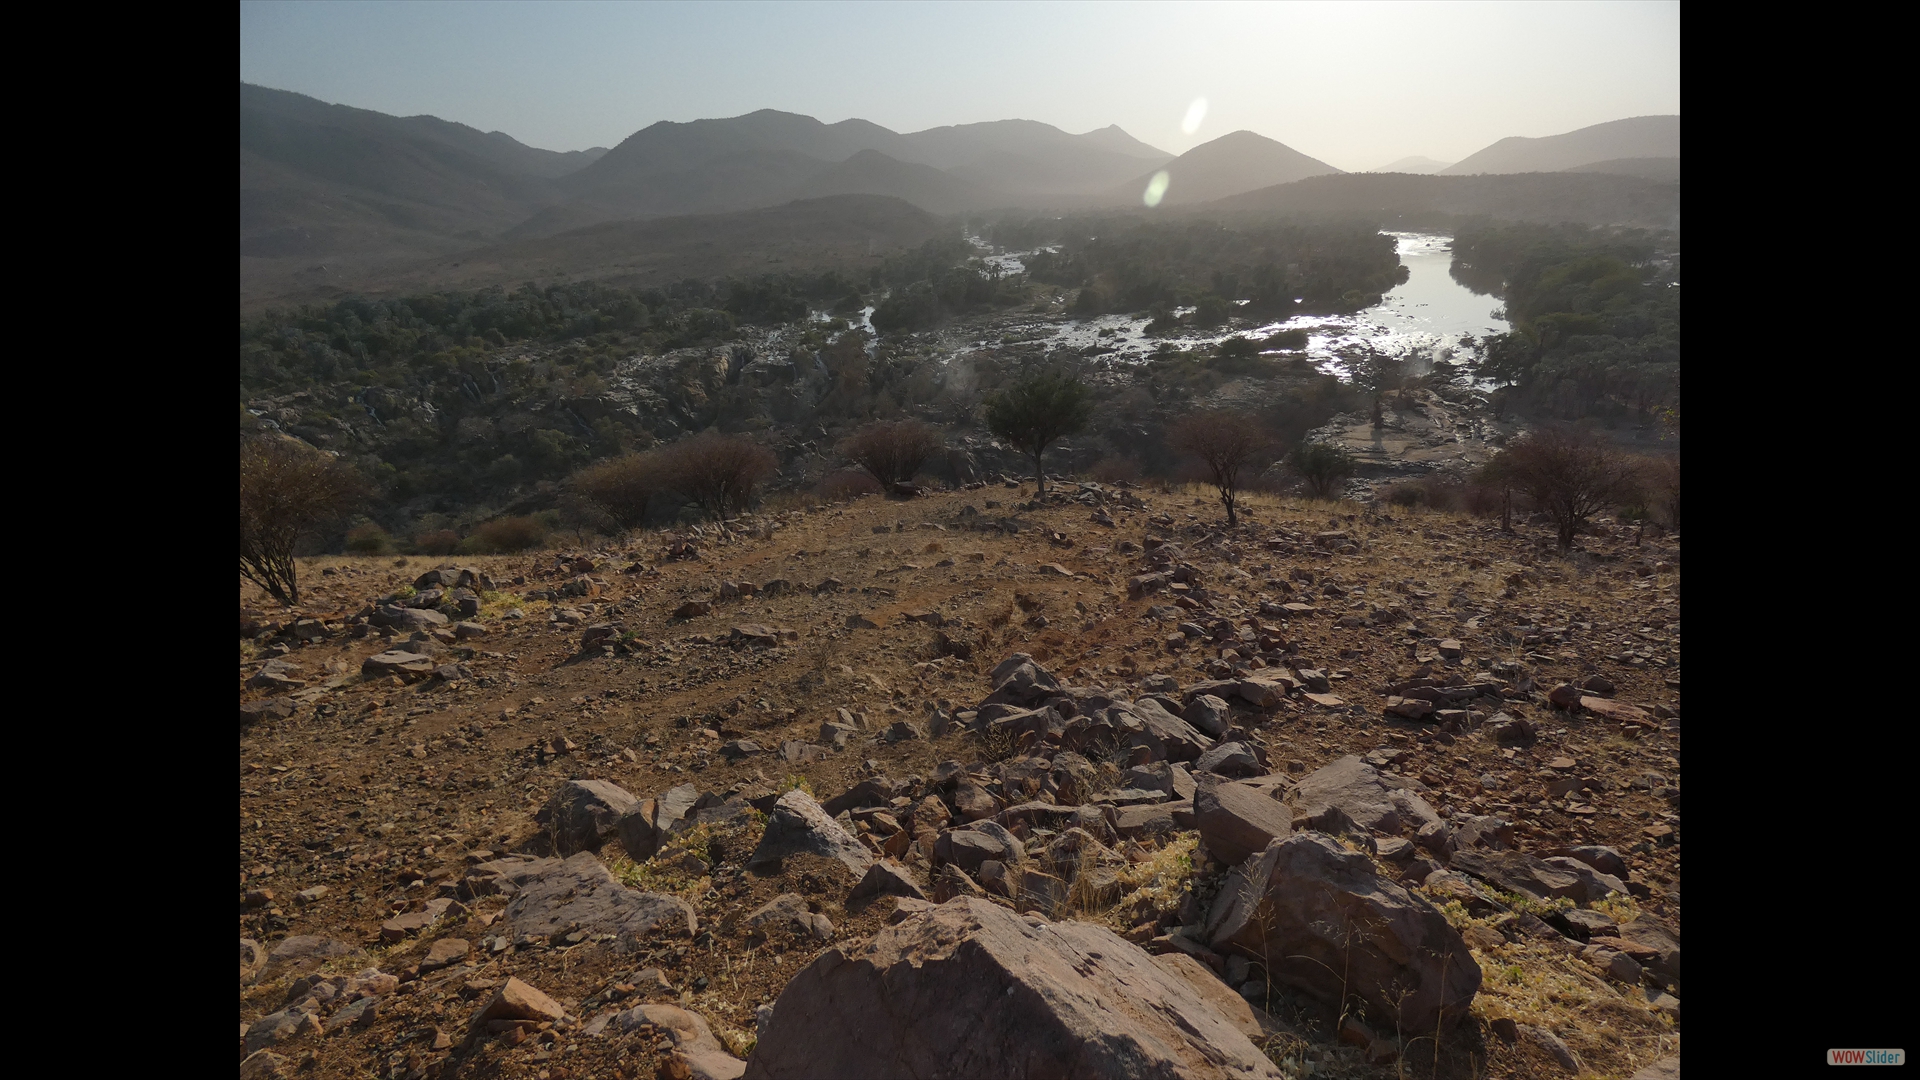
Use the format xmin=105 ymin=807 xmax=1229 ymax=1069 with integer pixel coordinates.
xmin=1022 ymin=232 xmax=1508 ymax=379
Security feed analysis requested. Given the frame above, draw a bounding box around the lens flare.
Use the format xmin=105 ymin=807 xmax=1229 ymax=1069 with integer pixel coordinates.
xmin=1142 ymin=171 xmax=1171 ymax=208
xmin=1181 ymin=97 xmax=1208 ymax=135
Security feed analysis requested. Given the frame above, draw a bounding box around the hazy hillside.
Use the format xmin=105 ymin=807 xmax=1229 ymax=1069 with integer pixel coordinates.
xmin=784 ymin=150 xmax=1015 ymax=215
xmin=1563 ymin=157 xmax=1681 ymax=182
xmin=240 ymin=84 xmax=607 ymax=258
xmin=243 ymin=194 xmax=949 ymax=311
xmin=1110 ymin=130 xmax=1342 ymax=207
xmin=1369 ymin=156 xmax=1453 ymax=174
xmin=1210 ymin=171 xmax=1680 ymax=230
xmin=1440 ymin=115 xmax=1678 ymax=175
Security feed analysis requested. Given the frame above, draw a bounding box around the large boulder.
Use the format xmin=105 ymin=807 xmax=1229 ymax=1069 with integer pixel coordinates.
xmin=744 ymin=896 xmax=1283 ymax=1079
xmin=745 ymin=790 xmax=873 ymax=878
xmin=537 ymin=779 xmax=640 ymax=856
xmin=496 ymin=852 xmax=696 ymax=945
xmin=1287 ymin=756 xmax=1440 ymax=836
xmin=1204 ymin=834 xmax=1480 ymax=1034
xmin=1194 ymin=780 xmax=1293 ymax=866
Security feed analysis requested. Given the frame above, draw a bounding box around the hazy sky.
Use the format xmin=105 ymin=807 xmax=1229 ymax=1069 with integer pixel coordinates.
xmin=239 ymin=1 xmax=1679 ymax=172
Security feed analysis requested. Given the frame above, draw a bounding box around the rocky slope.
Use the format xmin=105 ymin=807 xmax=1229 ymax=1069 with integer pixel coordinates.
xmin=240 ymin=483 xmax=1680 ymax=1079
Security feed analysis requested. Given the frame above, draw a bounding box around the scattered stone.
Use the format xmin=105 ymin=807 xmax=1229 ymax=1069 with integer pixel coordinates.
xmin=1287 ymin=756 xmax=1440 ymax=836
xmin=848 ymin=859 xmax=928 ymax=903
xmin=745 ymin=894 xmax=835 ymax=942
xmin=419 ymin=937 xmax=470 ymax=972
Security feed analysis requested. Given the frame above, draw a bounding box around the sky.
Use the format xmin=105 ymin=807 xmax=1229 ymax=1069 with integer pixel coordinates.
xmin=238 ymin=1 xmax=1679 ymax=172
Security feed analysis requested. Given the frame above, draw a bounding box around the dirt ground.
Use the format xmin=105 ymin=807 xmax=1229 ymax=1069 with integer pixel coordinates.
xmin=240 ymin=482 xmax=1680 ymax=1079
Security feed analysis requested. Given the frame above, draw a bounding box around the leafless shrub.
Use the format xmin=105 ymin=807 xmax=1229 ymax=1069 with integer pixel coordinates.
xmin=838 ymin=419 xmax=944 ymax=488
xmin=239 ymin=435 xmax=363 ymax=605
xmin=656 ymin=431 xmax=779 ymax=520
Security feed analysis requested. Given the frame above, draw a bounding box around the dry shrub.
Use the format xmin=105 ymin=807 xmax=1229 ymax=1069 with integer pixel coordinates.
xmin=838 ymin=419 xmax=944 ymax=487
xmin=239 ymin=434 xmax=364 ymax=605
xmin=344 ymin=523 xmax=393 ymax=555
xmin=412 ymin=528 xmax=460 ymax=555
xmin=1486 ymin=426 xmax=1640 ymax=550
xmin=468 ymin=515 xmax=549 ymax=553
xmin=656 ymin=431 xmax=778 ymax=520
xmin=568 ymin=452 xmax=662 ymax=530
xmin=1462 ymin=482 xmax=1506 ymax=518
xmin=1089 ymin=455 xmax=1141 ymax=485
xmin=817 ymin=469 xmax=883 ymax=502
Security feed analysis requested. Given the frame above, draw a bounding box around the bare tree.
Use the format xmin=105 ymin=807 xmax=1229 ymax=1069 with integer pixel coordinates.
xmin=656 ymin=431 xmax=778 ymax=520
xmin=1493 ymin=426 xmax=1639 ymax=551
xmin=1168 ymin=409 xmax=1272 ymax=525
xmin=239 ymin=435 xmax=363 ymax=606
xmin=837 ymin=419 xmax=944 ymax=490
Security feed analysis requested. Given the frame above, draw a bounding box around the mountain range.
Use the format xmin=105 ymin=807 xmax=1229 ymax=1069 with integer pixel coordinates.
xmin=1438 ymin=115 xmax=1678 ymax=175
xmin=240 ymin=84 xmax=1678 ymax=309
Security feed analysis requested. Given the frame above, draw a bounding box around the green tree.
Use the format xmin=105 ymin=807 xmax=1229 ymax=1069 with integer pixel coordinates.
xmin=1287 ymin=439 xmax=1354 ymax=499
xmin=984 ymin=369 xmax=1094 ymax=495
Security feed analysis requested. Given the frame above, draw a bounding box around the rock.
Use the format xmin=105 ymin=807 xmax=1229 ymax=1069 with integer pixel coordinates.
xmin=845 ymin=613 xmax=879 ymax=630
xmin=953 ymin=778 xmax=1003 ymax=823
xmin=934 ymin=821 xmax=1024 ymax=875
xmin=360 ymin=650 xmax=437 ymax=679
xmin=1234 ymin=678 xmax=1289 ymax=709
xmin=720 ymin=739 xmax=763 ymax=761
xmin=1183 ymin=694 xmax=1231 ymax=737
xmin=745 ymin=894 xmax=834 ymax=942
xmin=1547 ymin=684 xmax=1584 ymax=708
xmin=374 ymin=604 xmax=448 ymax=633
xmin=1195 ymin=742 xmax=1264 ymax=779
xmin=983 ymin=653 xmax=1061 ymax=706
xmin=1385 ymin=696 xmax=1435 ymax=720
xmin=746 ymin=790 xmax=873 ymax=878
xmin=848 ymin=859 xmax=928 ymax=903
xmin=930 ymin=864 xmax=987 ymax=903
xmin=238 ymin=1050 xmax=290 ymax=1079
xmin=453 ymin=621 xmax=489 ymax=639
xmin=744 ymin=896 xmax=1283 ymax=1079
xmin=611 ymin=1003 xmax=747 ymax=1080
xmin=240 ymin=698 xmax=295 ymax=727
xmin=1554 ymin=844 xmax=1628 ymax=878
xmin=419 ymin=937 xmax=470 ymax=972
xmin=673 ymin=600 xmax=712 ymax=619
xmin=1287 ymin=756 xmax=1440 ymax=836
xmin=821 ymin=777 xmax=898 ymax=817
xmin=260 ymin=936 xmax=360 ymax=981
xmin=1152 ymin=951 xmax=1281 ymax=1045
xmin=1204 ymin=833 xmax=1480 ymax=1034
xmin=1613 ymin=916 xmax=1681 ymax=990
xmin=1111 ymin=799 xmax=1194 ymax=839
xmin=1126 ymin=698 xmax=1215 ymax=762
xmin=1124 ymin=761 xmax=1197 ymax=801
xmin=496 ymin=852 xmax=697 ymax=944
xmin=1519 ymin=1024 xmax=1579 ymax=1071
xmin=469 ymin=976 xmax=567 ymax=1036
xmin=241 ymin=937 xmax=268 ymax=986
xmin=536 ymin=779 xmax=640 ymax=855
xmin=1631 ymin=1056 xmax=1681 ymax=1080
xmin=1581 ymin=696 xmax=1654 ymax=725
xmin=1194 ymin=780 xmax=1293 ymax=866
xmin=381 ymin=897 xmax=453 ymax=942
xmin=244 ymin=1006 xmax=322 ymax=1055
xmin=1450 ymin=850 xmax=1625 ymax=905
